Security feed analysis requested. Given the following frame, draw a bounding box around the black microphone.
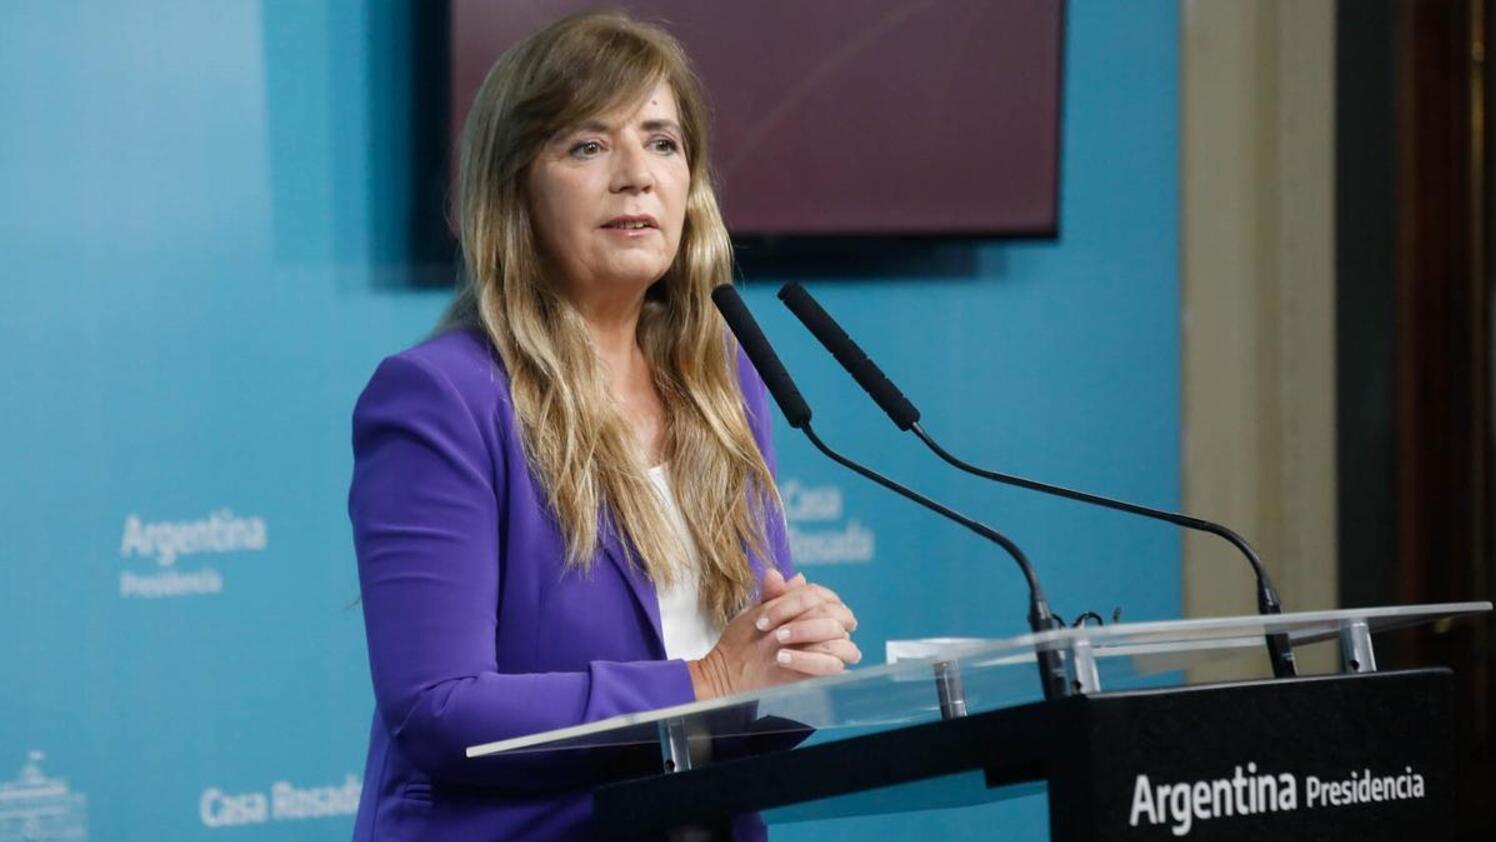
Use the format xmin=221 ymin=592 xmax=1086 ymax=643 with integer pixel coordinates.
xmin=710 ymin=284 xmax=1070 ymax=701
xmin=777 ymin=280 xmax=1299 ymax=680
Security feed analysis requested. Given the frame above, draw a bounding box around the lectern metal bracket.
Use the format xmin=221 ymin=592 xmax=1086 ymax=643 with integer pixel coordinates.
xmin=933 ymin=659 xmax=968 ymax=718
xmin=658 ymin=717 xmax=691 ymax=773
xmin=1339 ymin=618 xmax=1378 ymax=673
xmin=1061 ymin=638 xmax=1101 ymax=695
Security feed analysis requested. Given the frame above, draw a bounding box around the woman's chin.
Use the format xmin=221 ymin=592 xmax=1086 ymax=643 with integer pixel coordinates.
xmin=594 ymin=259 xmax=672 ymax=291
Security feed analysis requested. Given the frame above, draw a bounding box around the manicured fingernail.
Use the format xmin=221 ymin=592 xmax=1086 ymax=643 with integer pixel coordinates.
xmin=776 ymin=650 xmax=792 ymax=665
xmin=775 ymin=627 xmax=791 ymax=642
xmin=792 ymin=573 xmax=806 ymax=583
xmin=755 ymin=616 xmax=770 ymax=631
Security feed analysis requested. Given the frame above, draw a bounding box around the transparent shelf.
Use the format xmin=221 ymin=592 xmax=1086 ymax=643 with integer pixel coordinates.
xmin=466 ymin=601 xmax=1491 ymax=762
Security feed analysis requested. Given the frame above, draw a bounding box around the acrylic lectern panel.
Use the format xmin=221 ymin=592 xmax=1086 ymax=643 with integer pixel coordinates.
xmin=466 ymin=602 xmax=1491 ymax=763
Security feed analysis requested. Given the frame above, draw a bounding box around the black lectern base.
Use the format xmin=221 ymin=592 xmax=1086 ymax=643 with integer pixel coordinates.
xmin=594 ymin=669 xmax=1453 ymax=841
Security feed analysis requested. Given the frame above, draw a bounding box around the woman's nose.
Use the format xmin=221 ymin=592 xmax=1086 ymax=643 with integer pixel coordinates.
xmin=609 ymin=144 xmax=655 ymax=194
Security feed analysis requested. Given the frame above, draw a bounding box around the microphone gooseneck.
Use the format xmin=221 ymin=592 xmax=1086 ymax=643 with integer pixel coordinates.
xmin=796 ymin=424 xmax=1052 ymax=630
xmin=712 ymin=284 xmax=1069 ymax=700
xmin=909 ymin=423 xmax=1298 ymax=679
xmin=777 ymin=280 xmax=1299 ymax=680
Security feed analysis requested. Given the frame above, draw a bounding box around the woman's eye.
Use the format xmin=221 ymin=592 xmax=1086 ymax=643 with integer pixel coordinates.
xmin=568 ymin=140 xmax=603 ymax=159
xmin=649 ymin=137 xmax=680 ymax=154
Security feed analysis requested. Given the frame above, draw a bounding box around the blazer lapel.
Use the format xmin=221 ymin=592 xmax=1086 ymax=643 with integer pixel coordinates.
xmin=599 ymin=522 xmax=666 ymax=657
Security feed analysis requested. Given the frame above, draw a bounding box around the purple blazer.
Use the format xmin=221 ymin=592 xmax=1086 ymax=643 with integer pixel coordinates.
xmin=348 ymin=327 xmax=792 ymax=841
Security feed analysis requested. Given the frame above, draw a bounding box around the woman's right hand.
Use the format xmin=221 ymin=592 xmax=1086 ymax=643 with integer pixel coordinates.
xmin=687 ymin=570 xmax=861 ymax=701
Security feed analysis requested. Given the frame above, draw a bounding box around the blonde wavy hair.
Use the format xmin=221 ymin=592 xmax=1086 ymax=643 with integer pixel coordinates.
xmin=440 ymin=11 xmax=776 ymax=626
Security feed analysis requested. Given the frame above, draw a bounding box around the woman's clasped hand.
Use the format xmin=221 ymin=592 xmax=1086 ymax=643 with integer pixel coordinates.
xmin=687 ymin=569 xmax=861 ymax=700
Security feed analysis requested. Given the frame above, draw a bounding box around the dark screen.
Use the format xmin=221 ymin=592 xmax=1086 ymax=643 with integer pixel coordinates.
xmin=451 ymin=1 xmax=1064 ymax=237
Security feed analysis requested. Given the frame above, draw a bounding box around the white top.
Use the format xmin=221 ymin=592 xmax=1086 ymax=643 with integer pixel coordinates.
xmin=646 ymin=464 xmax=720 ymax=661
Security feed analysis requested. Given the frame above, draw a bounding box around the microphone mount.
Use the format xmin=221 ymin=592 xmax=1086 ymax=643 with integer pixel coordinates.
xmin=799 ymin=422 xmax=1059 ymax=641
xmin=777 ymin=281 xmax=1299 ymax=679
xmin=711 ymin=284 xmax=1071 ymax=700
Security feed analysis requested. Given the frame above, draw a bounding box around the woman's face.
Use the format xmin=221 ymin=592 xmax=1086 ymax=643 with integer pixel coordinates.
xmin=527 ymin=80 xmax=690 ymax=309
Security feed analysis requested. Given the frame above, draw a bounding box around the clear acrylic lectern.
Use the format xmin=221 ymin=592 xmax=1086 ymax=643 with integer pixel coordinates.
xmin=466 ymin=602 xmax=1490 ymax=840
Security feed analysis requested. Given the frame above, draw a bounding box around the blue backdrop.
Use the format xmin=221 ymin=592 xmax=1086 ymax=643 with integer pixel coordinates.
xmin=0 ymin=2 xmax=1177 ymax=839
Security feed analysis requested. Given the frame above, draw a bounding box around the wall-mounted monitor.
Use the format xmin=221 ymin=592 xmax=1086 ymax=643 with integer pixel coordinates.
xmin=451 ymin=1 xmax=1064 ymax=237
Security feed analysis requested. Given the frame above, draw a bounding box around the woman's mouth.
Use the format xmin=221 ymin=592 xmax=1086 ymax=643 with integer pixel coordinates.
xmin=601 ymin=215 xmax=659 ymax=231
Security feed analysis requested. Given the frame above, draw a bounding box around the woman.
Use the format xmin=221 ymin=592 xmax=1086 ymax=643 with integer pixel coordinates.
xmin=348 ymin=11 xmax=860 ymax=841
